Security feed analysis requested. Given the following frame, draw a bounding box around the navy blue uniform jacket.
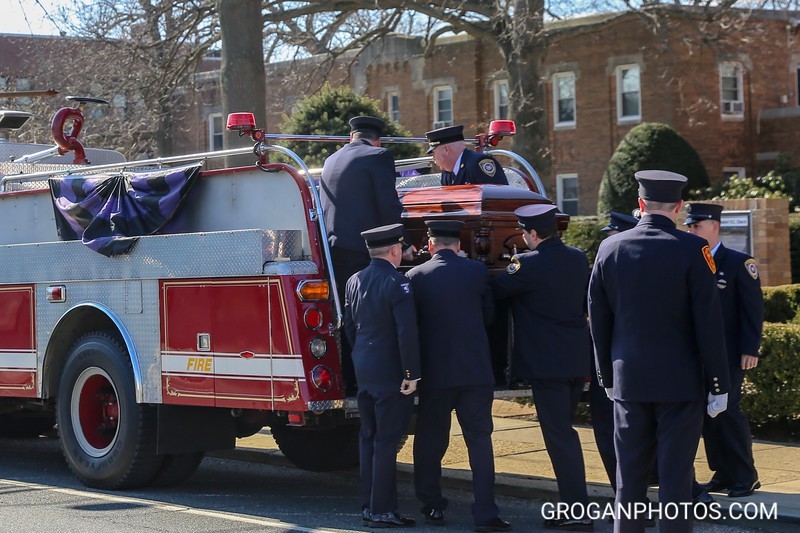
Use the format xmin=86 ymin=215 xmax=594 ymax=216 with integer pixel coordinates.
xmin=588 ymin=214 xmax=731 ymax=402
xmin=490 ymin=237 xmax=591 ymax=380
xmin=406 ymin=249 xmax=495 ymax=389
xmin=715 ymin=244 xmax=764 ymax=365
xmin=440 ymin=149 xmax=509 ymax=186
xmin=344 ymin=258 xmax=421 ymax=392
xmin=321 ymin=139 xmax=404 ymax=253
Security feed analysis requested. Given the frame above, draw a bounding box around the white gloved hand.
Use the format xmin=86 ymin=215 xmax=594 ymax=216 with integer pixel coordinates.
xmin=707 ymin=392 xmax=728 ymax=418
xmin=605 ymin=388 xmax=614 ymax=400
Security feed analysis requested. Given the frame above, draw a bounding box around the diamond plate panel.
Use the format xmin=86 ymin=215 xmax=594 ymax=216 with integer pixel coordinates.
xmin=0 ymin=229 xmax=304 ymax=284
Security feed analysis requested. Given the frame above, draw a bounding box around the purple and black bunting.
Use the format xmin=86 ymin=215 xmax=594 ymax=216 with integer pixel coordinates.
xmin=49 ymin=163 xmax=202 ymax=256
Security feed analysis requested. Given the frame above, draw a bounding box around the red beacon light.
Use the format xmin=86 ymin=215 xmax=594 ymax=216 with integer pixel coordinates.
xmin=488 ymin=120 xmax=516 ymax=137
xmin=226 ymin=112 xmax=264 ymax=141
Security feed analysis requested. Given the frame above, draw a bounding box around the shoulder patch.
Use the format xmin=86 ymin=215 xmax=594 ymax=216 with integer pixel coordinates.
xmin=478 ymin=158 xmax=496 ymax=177
xmin=702 ymin=245 xmax=716 ymax=274
xmin=744 ymin=258 xmax=759 ymax=280
xmin=506 ymin=256 xmax=521 ymax=275
xmin=400 ymin=282 xmax=411 ymax=294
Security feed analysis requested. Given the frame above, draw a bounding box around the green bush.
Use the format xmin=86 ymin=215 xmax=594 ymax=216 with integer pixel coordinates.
xmin=561 ymin=216 xmax=606 ymax=267
xmin=279 ymin=83 xmax=421 ymax=167
xmin=742 ymin=323 xmax=800 ymax=425
xmin=791 ymin=214 xmax=800 ymax=283
xmin=597 ymin=122 xmax=708 ymax=216
xmin=688 ymin=172 xmax=791 ymax=203
xmin=762 ymin=284 xmax=800 ymax=323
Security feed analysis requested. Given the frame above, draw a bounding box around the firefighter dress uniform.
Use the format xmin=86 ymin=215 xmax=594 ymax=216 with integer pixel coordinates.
xmin=343 ymin=223 xmax=421 ymax=528
xmin=424 ymin=125 xmax=509 ymax=186
xmin=588 ymin=171 xmax=731 ymax=533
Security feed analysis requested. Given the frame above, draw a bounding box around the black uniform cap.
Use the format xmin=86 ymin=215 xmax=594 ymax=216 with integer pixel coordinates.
xmin=602 ymin=211 xmax=640 ymax=233
xmin=684 ymin=202 xmax=723 ymax=225
xmin=515 ymin=204 xmax=558 ymax=234
xmin=425 ymin=125 xmax=464 ymax=154
xmin=635 ymin=170 xmax=688 ymax=203
xmin=349 ymin=116 xmax=385 ymax=135
xmin=425 ymin=219 xmax=464 ymax=238
xmin=360 ymin=223 xmax=405 ymax=248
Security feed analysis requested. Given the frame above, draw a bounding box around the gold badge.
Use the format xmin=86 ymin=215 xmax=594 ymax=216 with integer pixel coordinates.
xmin=702 ymin=245 xmax=716 ymax=274
xmin=506 ymin=256 xmax=521 ymax=275
xmin=745 ymin=258 xmax=759 ymax=280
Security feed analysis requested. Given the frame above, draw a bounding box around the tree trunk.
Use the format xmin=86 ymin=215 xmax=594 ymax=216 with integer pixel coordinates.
xmin=218 ymin=0 xmax=267 ymax=167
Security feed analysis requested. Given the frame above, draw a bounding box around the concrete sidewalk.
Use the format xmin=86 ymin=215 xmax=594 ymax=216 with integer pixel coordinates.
xmin=229 ymin=398 xmax=800 ymax=526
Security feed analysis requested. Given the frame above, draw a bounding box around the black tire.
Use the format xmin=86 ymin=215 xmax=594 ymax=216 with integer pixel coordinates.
xmin=150 ymin=452 xmax=204 ymax=487
xmin=56 ymin=332 xmax=163 ymax=489
xmin=0 ymin=411 xmax=56 ymax=438
xmin=271 ymin=424 xmax=359 ymax=471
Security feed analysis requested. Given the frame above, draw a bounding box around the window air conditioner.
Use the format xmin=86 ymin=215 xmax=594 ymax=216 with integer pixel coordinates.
xmin=432 ymin=121 xmax=452 ymax=129
xmin=722 ymin=101 xmax=744 ymax=114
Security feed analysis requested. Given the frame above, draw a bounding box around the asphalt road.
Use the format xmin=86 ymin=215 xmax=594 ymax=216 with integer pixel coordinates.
xmin=0 ymin=435 xmax=771 ymax=532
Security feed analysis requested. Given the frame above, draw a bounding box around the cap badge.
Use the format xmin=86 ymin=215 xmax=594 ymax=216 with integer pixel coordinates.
xmin=506 ymin=256 xmax=521 ymax=275
xmin=702 ymin=245 xmax=716 ymax=274
xmin=479 ymin=159 xmax=496 ymax=177
xmin=745 ymin=258 xmax=759 ymax=280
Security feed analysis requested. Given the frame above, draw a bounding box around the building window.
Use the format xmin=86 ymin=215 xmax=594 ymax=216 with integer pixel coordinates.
xmin=616 ymin=65 xmax=641 ymax=122
xmin=493 ymin=80 xmax=509 ymax=120
xmin=387 ymin=92 xmax=400 ymax=122
xmin=433 ymin=86 xmax=453 ymax=128
xmin=15 ymin=77 xmax=31 ymax=106
xmin=208 ymin=113 xmax=224 ymax=151
xmin=720 ymin=62 xmax=744 ymax=116
xmin=556 ymin=174 xmax=579 ymax=216
xmin=723 ymin=167 xmax=746 ymax=180
xmin=553 ymin=72 xmax=576 ymax=127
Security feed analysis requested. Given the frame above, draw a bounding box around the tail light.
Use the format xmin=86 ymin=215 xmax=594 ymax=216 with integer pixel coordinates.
xmin=310 ymin=365 xmax=334 ymax=391
xmin=297 ymin=280 xmax=330 ymax=302
xmin=304 ymin=306 xmax=324 ymax=330
xmin=310 ymin=336 xmax=327 ymax=359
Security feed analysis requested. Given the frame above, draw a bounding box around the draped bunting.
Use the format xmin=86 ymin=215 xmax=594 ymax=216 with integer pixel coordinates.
xmin=49 ymin=163 xmax=202 ymax=256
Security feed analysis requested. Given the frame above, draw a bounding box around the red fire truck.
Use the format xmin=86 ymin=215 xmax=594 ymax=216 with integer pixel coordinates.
xmin=0 ymin=98 xmax=556 ymax=489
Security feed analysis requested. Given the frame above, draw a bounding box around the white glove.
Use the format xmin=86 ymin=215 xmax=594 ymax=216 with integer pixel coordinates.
xmin=605 ymin=388 xmax=614 ymax=400
xmin=707 ymin=392 xmax=728 ymax=418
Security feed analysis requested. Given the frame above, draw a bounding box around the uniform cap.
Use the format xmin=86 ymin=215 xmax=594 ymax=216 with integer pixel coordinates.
xmin=635 ymin=170 xmax=688 ymax=203
xmin=602 ymin=211 xmax=640 ymax=233
xmin=425 ymin=219 xmax=464 ymax=238
xmin=349 ymin=116 xmax=385 ymax=135
xmin=515 ymin=204 xmax=559 ymax=234
xmin=425 ymin=125 xmax=464 ymax=154
xmin=360 ymin=223 xmax=405 ymax=248
xmin=684 ymin=202 xmax=723 ymax=225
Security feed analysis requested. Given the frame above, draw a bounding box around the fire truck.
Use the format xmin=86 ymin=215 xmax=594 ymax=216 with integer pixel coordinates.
xmin=0 ymin=97 xmax=557 ymax=490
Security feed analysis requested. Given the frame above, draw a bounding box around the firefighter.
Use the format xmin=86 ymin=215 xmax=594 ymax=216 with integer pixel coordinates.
xmin=601 ymin=211 xmax=640 ymax=235
xmin=344 ymin=223 xmax=421 ymax=528
xmin=406 ymin=220 xmax=511 ymax=532
xmin=320 ymin=116 xmax=415 ymax=394
xmin=588 ymin=171 xmax=730 ymax=532
xmin=425 ymin=125 xmax=509 ymax=186
xmin=490 ymin=204 xmax=592 ymax=531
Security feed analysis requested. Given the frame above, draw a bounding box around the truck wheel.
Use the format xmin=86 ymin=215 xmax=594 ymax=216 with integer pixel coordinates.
xmin=0 ymin=412 xmax=55 ymax=438
xmin=150 ymin=452 xmax=205 ymax=487
xmin=57 ymin=332 xmax=163 ymax=489
xmin=271 ymin=424 xmax=359 ymax=471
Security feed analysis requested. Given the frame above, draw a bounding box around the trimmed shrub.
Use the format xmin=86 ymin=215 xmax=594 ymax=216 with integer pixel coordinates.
xmin=597 ymin=122 xmax=708 ymax=216
xmin=279 ymin=83 xmax=421 ymax=167
xmin=791 ymin=214 xmax=800 ymax=283
xmin=561 ymin=216 xmax=606 ymax=267
xmin=742 ymin=323 xmax=800 ymax=425
xmin=762 ymin=284 xmax=800 ymax=323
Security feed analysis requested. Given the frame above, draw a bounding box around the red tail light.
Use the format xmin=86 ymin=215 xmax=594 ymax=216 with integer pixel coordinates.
xmin=304 ymin=307 xmax=323 ymax=330
xmin=310 ymin=365 xmax=333 ymax=391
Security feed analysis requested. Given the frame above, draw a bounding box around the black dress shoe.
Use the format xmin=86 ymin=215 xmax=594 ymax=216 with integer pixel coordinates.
xmin=475 ymin=516 xmax=512 ymax=532
xmin=368 ymin=511 xmax=416 ymax=528
xmin=542 ymin=517 xmax=592 ymax=531
xmin=424 ymin=508 xmax=445 ymax=525
xmin=702 ymin=477 xmax=733 ymax=493
xmin=728 ymin=480 xmax=761 ymax=498
xmin=692 ymin=489 xmax=715 ymax=505
xmin=362 ymin=507 xmax=371 ymax=522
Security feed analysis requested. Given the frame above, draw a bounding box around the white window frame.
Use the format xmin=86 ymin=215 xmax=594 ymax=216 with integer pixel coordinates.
xmin=552 ymin=72 xmax=576 ymax=128
xmin=387 ymin=91 xmax=400 ymax=123
xmin=433 ymin=85 xmax=453 ymax=128
xmin=208 ymin=112 xmax=224 ymax=152
xmin=493 ymin=80 xmax=509 ymax=120
xmin=556 ymin=173 xmax=579 ymax=216
xmin=720 ymin=62 xmax=744 ymax=118
xmin=616 ymin=65 xmax=641 ymax=123
xmin=723 ymin=167 xmax=746 ymax=180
